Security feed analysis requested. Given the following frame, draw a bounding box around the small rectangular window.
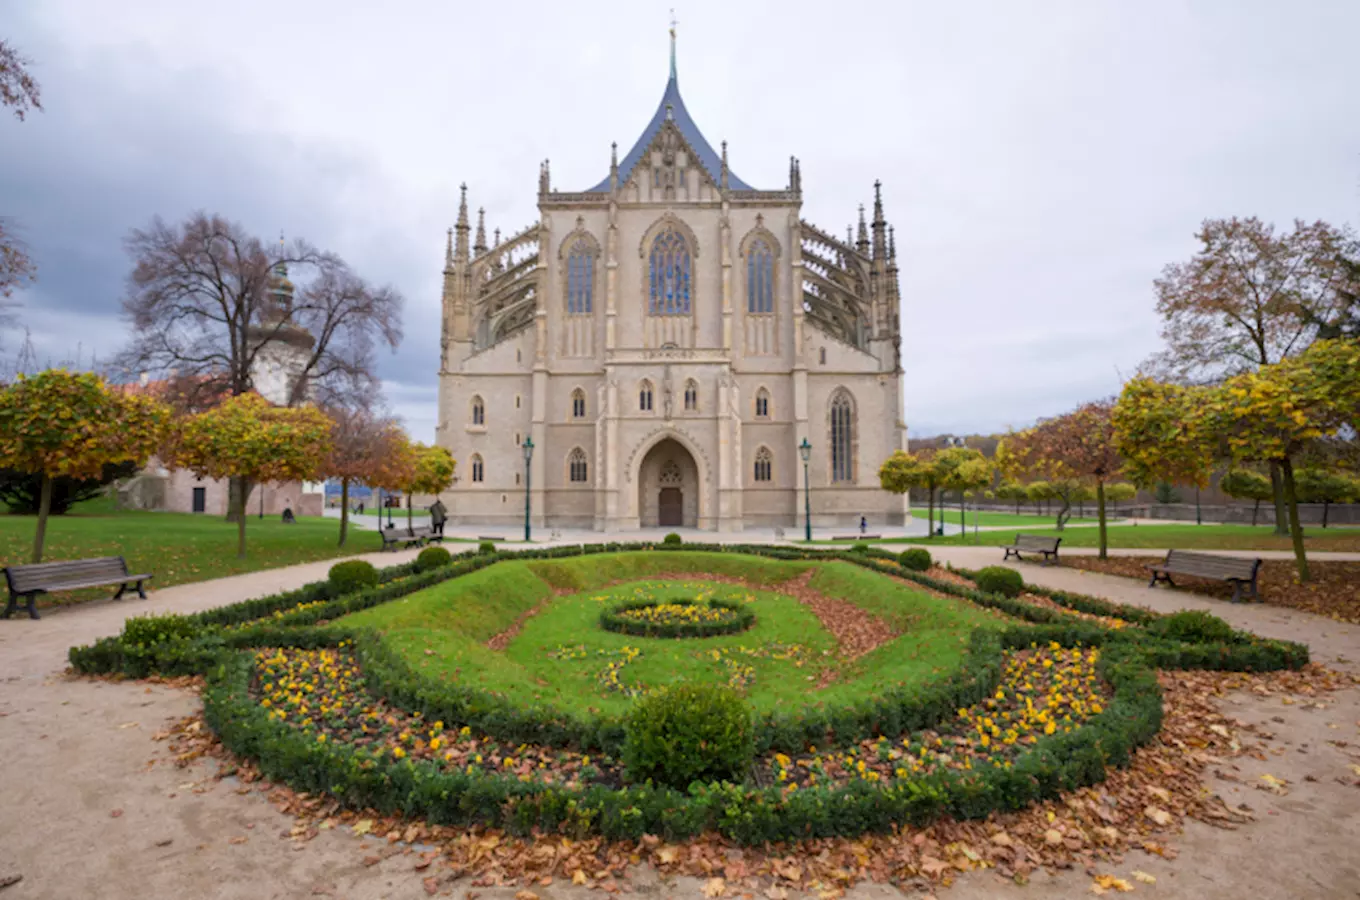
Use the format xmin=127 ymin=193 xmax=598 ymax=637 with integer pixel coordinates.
xmin=515 ymin=395 xmax=521 ymax=409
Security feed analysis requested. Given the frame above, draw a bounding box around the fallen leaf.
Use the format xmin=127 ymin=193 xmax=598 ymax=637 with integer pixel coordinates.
xmin=110 ymin=809 xmax=124 ymax=818
xmin=352 ymin=819 xmax=373 ymax=836
xmin=572 ymin=869 xmax=588 ymax=885
xmin=422 ymin=876 xmax=438 ymax=895
xmin=513 ymin=892 xmax=539 ymax=900
xmin=1091 ymin=874 xmax=1134 ymax=893
xmin=229 ymin=836 xmax=248 ymax=845
xmin=765 ymin=888 xmax=789 ymax=900
xmin=1132 ymin=871 xmax=1156 ymax=884
xmin=990 ymin=832 xmax=1013 ymax=846
xmin=1045 ymin=829 xmax=1064 ymax=846
xmin=1258 ymin=774 xmax=1289 ymax=795
xmin=703 ymin=877 xmax=726 ymax=897
xmin=1144 ymin=806 xmax=1171 ymax=826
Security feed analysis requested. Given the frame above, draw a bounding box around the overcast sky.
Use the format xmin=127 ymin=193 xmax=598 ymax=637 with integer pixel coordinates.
xmin=4 ymin=0 xmax=1358 ymax=440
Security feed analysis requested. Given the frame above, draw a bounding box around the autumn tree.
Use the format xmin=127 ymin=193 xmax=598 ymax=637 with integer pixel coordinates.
xmin=0 ymin=371 xmax=169 ymax=562
xmin=170 ymin=393 xmax=332 ymax=558
xmin=1113 ymin=378 xmax=1216 ymax=488
xmin=994 ymin=481 xmax=1028 ymax=515
xmin=404 ymin=443 xmax=456 ymax=530
xmin=1219 ymin=469 xmax=1273 ymax=527
xmin=1294 ymin=468 xmax=1359 ymax=530
xmin=323 ymin=405 xmax=406 ymax=547
xmin=1104 ymin=482 xmax=1137 ymax=511
xmin=1151 ymin=216 xmax=1358 ymax=533
xmin=935 ymin=447 xmax=991 ymax=537
xmin=1201 ymin=340 xmax=1360 ymax=580
xmin=365 ymin=430 xmax=417 ymax=529
xmin=118 ymin=213 xmax=403 ymax=517
xmin=1025 ymin=481 xmax=1054 ymax=515
xmin=878 ymin=449 xmax=946 ymax=537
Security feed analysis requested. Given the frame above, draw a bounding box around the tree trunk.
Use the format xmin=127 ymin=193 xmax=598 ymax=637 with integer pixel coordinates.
xmin=237 ymin=480 xmax=252 ymax=559
xmin=31 ymin=473 xmax=52 ymax=563
xmin=1055 ymin=496 xmax=1072 ymax=530
xmin=927 ymin=488 xmax=935 ymax=538
xmin=959 ymin=493 xmax=965 ymax=539
xmin=1322 ymin=500 xmax=1330 ymax=529
xmin=225 ymin=475 xmax=246 ymax=523
xmin=1096 ymin=480 xmax=1108 ymax=561
xmin=1269 ymin=461 xmax=1289 ymax=535
xmin=1280 ymin=457 xmax=1309 ymax=582
xmin=406 ymin=492 xmax=413 ymax=531
xmin=1014 ymin=497 xmax=1021 ymax=515
xmin=338 ymin=479 xmax=350 ymax=547
xmin=1251 ymin=499 xmax=1260 ymax=527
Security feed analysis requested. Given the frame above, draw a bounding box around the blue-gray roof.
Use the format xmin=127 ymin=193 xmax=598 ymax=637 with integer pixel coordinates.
xmin=587 ymin=69 xmax=753 ymax=192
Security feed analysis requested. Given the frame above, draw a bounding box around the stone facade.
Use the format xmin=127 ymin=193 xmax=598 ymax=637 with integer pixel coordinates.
xmin=436 ymin=40 xmax=907 ymax=532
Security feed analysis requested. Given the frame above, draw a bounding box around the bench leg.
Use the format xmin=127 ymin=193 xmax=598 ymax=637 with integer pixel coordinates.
xmin=1 ymin=592 xmax=15 ymax=619
xmin=1229 ymin=581 xmax=1242 ymax=604
xmin=1147 ymin=572 xmax=1173 ymax=589
xmin=25 ymin=593 xmax=39 ymax=620
xmin=112 ymin=583 xmax=127 ymax=601
xmin=1003 ymin=548 xmax=1015 ymax=561
xmin=136 ymin=580 xmax=147 ymax=600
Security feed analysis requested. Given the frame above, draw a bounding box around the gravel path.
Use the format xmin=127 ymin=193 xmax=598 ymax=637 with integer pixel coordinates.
xmin=0 ymin=545 xmax=1357 ymax=899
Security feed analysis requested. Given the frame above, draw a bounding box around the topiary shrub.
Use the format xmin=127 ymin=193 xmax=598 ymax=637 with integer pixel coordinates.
xmin=415 ymin=545 xmax=452 ymax=572
xmin=1150 ymin=609 xmax=1235 ymax=644
xmin=975 ymin=565 xmax=1024 ymax=598
xmin=328 ymin=560 xmax=378 ymax=596
xmin=899 ymin=548 xmax=932 ymax=572
xmin=850 ymin=542 xmax=870 ymax=554
xmin=122 ymin=613 xmax=198 ymax=646
xmin=623 ymin=683 xmax=754 ymax=789
xmin=662 ymin=532 xmax=683 ymax=546
xmin=478 ymin=540 xmax=497 ymax=555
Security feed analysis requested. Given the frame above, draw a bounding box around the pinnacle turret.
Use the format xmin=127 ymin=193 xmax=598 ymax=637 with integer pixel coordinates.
xmin=474 ymin=207 xmax=487 ymax=254
xmin=856 ymin=204 xmax=869 ymax=254
xmin=871 ymin=180 xmax=887 ymax=260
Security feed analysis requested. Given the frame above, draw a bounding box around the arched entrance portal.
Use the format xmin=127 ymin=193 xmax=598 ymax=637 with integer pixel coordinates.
xmin=638 ymin=438 xmax=698 ymax=528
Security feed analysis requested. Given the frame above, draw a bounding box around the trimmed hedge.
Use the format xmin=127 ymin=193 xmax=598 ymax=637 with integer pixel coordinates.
xmin=415 ymin=545 xmax=452 ymax=572
xmin=623 ymin=684 xmax=754 ymax=788
xmin=899 ymin=548 xmax=932 ymax=572
xmin=329 ymin=560 xmax=379 ymax=594
xmin=975 ymin=566 xmax=1024 ymax=598
xmin=600 ymin=597 xmax=756 ymax=639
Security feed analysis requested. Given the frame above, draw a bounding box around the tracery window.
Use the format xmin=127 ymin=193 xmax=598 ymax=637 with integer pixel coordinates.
xmin=565 ymin=237 xmax=594 ymax=315
xmin=471 ymin=454 xmax=485 ymax=483
xmin=746 ymin=238 xmax=774 ymax=314
xmin=639 ymin=380 xmax=654 ymax=412
xmin=754 ymin=447 xmax=772 ymax=483
xmin=470 ymin=395 xmax=485 ymax=426
xmin=659 ymin=460 xmax=683 ymax=485
xmin=571 ymin=388 xmax=586 ymax=419
xmin=755 ymin=388 xmax=770 ymax=419
xmin=830 ymin=390 xmax=855 ymax=483
xmin=648 ymin=228 xmax=691 ymax=316
xmin=683 ymin=379 xmax=698 ymax=412
xmin=568 ymin=447 xmax=588 ymax=483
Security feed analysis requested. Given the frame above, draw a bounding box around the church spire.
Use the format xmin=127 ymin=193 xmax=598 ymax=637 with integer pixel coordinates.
xmin=474 ymin=207 xmax=487 ymax=254
xmin=871 ymin=180 xmax=887 ymax=260
xmin=454 ymin=183 xmax=470 ymax=264
xmin=445 ymin=227 xmax=453 ymax=268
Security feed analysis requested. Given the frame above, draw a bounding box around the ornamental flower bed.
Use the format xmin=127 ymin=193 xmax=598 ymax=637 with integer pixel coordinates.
xmin=600 ymin=594 xmax=756 ymax=638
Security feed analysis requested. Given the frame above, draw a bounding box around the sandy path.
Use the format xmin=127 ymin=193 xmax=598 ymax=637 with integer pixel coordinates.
xmin=0 ymin=546 xmax=1357 ymax=899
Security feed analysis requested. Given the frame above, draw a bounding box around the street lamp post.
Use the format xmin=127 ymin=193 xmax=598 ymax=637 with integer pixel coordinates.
xmin=522 ymin=437 xmax=534 ymax=542
xmin=799 ymin=438 xmax=812 ymax=543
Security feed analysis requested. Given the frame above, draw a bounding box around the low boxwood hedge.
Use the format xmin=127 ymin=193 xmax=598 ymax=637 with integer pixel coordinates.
xmin=600 ymin=597 xmax=756 ymax=638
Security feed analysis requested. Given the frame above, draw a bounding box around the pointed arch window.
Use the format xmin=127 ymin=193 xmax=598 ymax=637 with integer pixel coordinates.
xmin=755 ymin=388 xmax=770 ymax=419
xmin=639 ymin=380 xmax=654 ymax=412
xmin=471 ymin=454 xmax=485 ymax=483
xmin=754 ymin=447 xmax=773 ymax=483
xmin=648 ymin=227 xmax=691 ymax=316
xmin=565 ymin=237 xmax=594 ymax=315
xmin=571 ymin=388 xmax=586 ymax=419
xmin=746 ymin=238 xmax=774 ymax=314
xmin=830 ymin=391 xmax=855 ymax=483
xmin=683 ymin=379 xmax=698 ymax=412
xmin=568 ymin=447 xmax=588 ymax=483
xmin=470 ymin=395 xmax=485 ymax=426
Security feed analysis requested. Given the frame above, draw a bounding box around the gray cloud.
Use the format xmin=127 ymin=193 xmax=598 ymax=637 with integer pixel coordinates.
xmin=5 ymin=0 xmax=1359 ymax=443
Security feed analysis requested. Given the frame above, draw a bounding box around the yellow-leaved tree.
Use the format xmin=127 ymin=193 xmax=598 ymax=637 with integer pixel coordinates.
xmin=0 ymin=370 xmax=170 ymax=562
xmin=170 ymin=393 xmax=332 ymax=558
xmin=404 ymin=443 xmax=456 ymax=531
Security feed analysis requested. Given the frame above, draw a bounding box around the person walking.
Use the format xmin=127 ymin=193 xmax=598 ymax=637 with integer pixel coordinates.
xmin=859 ymin=515 xmax=867 ymax=536
xmin=430 ymin=498 xmax=447 ymax=537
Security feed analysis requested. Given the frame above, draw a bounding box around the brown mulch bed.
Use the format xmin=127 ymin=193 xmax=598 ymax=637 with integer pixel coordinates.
xmin=780 ymin=569 xmax=898 ymax=663
xmin=1063 ymin=557 xmax=1360 ymax=624
xmin=155 ymin=664 xmax=1357 ymax=897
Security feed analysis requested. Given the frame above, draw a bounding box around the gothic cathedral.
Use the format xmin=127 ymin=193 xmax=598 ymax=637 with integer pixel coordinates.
xmin=436 ymin=39 xmax=907 ymax=532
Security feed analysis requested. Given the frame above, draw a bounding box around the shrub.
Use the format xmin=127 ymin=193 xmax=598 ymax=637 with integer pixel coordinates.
xmin=850 ymin=542 xmax=870 ymax=554
xmin=899 ymin=548 xmax=932 ymax=571
xmin=1149 ymin=609 xmax=1235 ymax=644
xmin=662 ymin=532 xmax=683 ymax=546
xmin=975 ymin=565 xmax=1024 ymax=598
xmin=623 ymin=684 xmax=754 ymax=788
xmin=478 ymin=540 xmax=497 ymax=555
xmin=327 ymin=560 xmax=378 ymax=595
xmin=415 ymin=545 xmax=452 ymax=572
xmin=122 ymin=613 xmax=198 ymax=646
xmin=601 ymin=597 xmax=755 ymax=639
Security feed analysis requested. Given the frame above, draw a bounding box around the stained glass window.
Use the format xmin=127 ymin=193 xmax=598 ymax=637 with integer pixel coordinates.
xmin=754 ymin=447 xmax=772 ymax=483
xmin=747 ymin=239 xmax=773 ymax=314
xmin=648 ymin=228 xmax=691 ymax=316
xmin=568 ymin=448 xmax=588 ymax=483
xmin=830 ymin=391 xmax=854 ymax=483
xmin=566 ymin=238 xmax=594 ymax=315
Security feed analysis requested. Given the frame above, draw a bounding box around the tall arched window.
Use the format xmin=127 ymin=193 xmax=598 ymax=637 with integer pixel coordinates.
xmin=754 ymin=446 xmax=772 ymax=483
xmin=648 ymin=227 xmax=691 ymax=316
xmin=471 ymin=454 xmax=485 ymax=483
xmin=639 ymin=380 xmax=654 ymax=412
xmin=755 ymin=388 xmax=771 ymax=419
xmin=683 ymin=379 xmax=698 ymax=412
xmin=830 ymin=391 xmax=855 ymax=483
xmin=470 ymin=395 xmax=485 ymax=426
xmin=571 ymin=388 xmax=586 ymax=419
xmin=565 ymin=237 xmax=594 ymax=315
xmin=746 ymin=238 xmax=774 ymax=314
xmin=568 ymin=447 xmax=588 ymax=483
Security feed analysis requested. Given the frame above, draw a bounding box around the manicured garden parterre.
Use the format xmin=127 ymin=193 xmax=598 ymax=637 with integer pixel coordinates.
xmin=882 ymin=522 xmax=1360 ymax=552
xmin=68 ymin=541 xmax=1309 ymax=846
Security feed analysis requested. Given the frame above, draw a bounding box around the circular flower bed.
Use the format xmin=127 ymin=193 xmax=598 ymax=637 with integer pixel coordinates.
xmin=600 ymin=596 xmax=756 ymax=638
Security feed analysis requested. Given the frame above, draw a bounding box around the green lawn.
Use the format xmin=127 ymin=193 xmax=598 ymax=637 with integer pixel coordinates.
xmin=0 ymin=500 xmax=375 ymax=605
xmin=891 ymin=522 xmax=1360 ymax=552
xmin=337 ymin=552 xmax=998 ymax=718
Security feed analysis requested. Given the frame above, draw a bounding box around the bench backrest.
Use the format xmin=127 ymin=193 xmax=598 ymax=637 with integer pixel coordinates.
xmin=1163 ymin=550 xmax=1260 ymax=579
xmin=1014 ymin=534 xmax=1061 ymax=551
xmin=5 ymin=556 xmax=130 ymax=592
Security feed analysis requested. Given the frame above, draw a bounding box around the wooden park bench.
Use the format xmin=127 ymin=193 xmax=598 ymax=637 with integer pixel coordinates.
xmin=1001 ymin=534 xmax=1062 ymax=566
xmin=3 ymin=556 xmax=153 ymax=620
xmin=379 ymin=525 xmax=441 ymax=552
xmin=834 ymin=534 xmax=882 ymax=541
xmin=1146 ymin=550 xmax=1262 ymax=603
xmin=477 ymin=536 xmax=506 ymax=542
